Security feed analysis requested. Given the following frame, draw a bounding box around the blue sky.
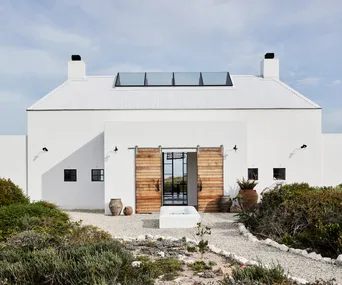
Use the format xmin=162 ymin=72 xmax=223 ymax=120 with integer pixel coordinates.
xmin=0 ymin=0 xmax=341 ymax=134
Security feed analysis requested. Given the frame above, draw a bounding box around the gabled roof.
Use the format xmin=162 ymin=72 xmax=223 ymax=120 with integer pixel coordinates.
xmin=27 ymin=75 xmax=321 ymax=111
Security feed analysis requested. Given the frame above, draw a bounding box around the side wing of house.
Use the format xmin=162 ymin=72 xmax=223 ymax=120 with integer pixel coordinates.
xmin=0 ymin=135 xmax=27 ymax=194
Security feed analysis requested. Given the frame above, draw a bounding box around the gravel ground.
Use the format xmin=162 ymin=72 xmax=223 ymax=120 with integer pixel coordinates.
xmin=66 ymin=211 xmax=342 ymax=284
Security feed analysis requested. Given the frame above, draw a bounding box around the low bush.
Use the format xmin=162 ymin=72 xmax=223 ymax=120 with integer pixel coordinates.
xmin=0 ymin=178 xmax=30 ymax=207
xmin=219 ymin=263 xmax=337 ymax=285
xmin=238 ymin=183 xmax=342 ymax=258
xmin=0 ymin=240 xmax=158 ymax=285
xmin=0 ymin=202 xmax=70 ymax=241
xmin=63 ymin=222 xmax=112 ymax=246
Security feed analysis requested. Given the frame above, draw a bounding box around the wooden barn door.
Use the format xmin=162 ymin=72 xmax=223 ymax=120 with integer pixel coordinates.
xmin=135 ymin=148 xmax=162 ymax=213
xmin=197 ymin=147 xmax=223 ymax=212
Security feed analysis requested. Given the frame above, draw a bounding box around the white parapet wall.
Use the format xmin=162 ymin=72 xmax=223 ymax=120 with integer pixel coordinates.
xmin=0 ymin=135 xmax=27 ymax=194
xmin=159 ymin=206 xmax=201 ymax=228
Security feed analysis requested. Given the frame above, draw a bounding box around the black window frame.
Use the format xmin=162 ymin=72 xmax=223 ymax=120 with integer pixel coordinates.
xmin=273 ymin=168 xmax=286 ymax=180
xmin=248 ymin=168 xmax=259 ymax=180
xmin=91 ymin=169 xmax=104 ymax=182
xmin=64 ymin=169 xmax=77 ymax=182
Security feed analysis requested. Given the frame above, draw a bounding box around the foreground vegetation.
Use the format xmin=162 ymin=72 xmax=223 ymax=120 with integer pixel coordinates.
xmin=0 ymin=178 xmax=338 ymax=284
xmin=237 ymin=183 xmax=342 ymax=259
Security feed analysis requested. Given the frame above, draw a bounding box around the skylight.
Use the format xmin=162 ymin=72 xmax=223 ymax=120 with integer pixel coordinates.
xmin=114 ymin=72 xmax=233 ymax=87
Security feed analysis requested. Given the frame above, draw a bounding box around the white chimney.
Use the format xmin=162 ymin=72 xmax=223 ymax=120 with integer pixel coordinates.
xmin=260 ymin=53 xmax=279 ymax=79
xmin=68 ymin=55 xmax=86 ymax=79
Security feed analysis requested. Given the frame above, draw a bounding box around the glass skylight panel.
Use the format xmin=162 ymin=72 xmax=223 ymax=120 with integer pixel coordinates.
xmin=202 ymin=72 xmax=228 ymax=85
xmin=114 ymin=72 xmax=233 ymax=87
xmin=174 ymin=72 xmax=201 ymax=86
xmin=145 ymin=72 xmax=173 ymax=86
xmin=116 ymin=72 xmax=145 ymax=86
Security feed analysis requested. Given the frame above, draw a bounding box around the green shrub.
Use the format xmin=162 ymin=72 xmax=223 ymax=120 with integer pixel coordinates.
xmin=0 ymin=178 xmax=30 ymax=207
xmin=219 ymin=262 xmax=337 ymax=285
xmin=63 ymin=223 xmax=112 ymax=246
xmin=237 ymin=183 xmax=342 ymax=258
xmin=0 ymin=240 xmax=150 ymax=285
xmin=5 ymin=231 xmax=61 ymax=251
xmin=0 ymin=202 xmax=70 ymax=241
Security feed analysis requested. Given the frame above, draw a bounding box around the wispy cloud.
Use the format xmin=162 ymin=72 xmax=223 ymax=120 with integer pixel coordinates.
xmin=296 ymin=77 xmax=322 ymax=86
xmin=331 ymin=79 xmax=341 ymax=85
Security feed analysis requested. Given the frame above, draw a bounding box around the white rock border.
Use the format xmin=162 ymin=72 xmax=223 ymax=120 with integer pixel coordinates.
xmin=112 ymin=234 xmax=309 ymax=284
xmin=237 ymin=223 xmax=342 ymax=267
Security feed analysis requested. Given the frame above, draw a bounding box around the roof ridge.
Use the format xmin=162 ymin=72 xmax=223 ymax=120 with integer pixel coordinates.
xmin=271 ymin=78 xmax=321 ymax=109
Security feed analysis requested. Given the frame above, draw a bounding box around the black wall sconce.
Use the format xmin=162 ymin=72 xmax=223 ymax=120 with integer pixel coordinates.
xmin=233 ymin=145 xmax=238 ymax=151
xmin=114 ymin=146 xmax=118 ymax=152
xmin=42 ymin=147 xmax=48 ymax=152
xmin=301 ymin=144 xmax=307 ymax=149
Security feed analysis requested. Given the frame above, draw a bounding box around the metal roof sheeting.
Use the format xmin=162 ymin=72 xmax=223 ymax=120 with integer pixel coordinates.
xmin=27 ymin=75 xmax=321 ymax=110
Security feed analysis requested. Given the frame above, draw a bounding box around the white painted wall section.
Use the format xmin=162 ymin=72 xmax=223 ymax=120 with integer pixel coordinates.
xmin=322 ymin=134 xmax=342 ymax=187
xmin=0 ymin=135 xmax=27 ymax=194
xmin=104 ymin=121 xmax=246 ymax=215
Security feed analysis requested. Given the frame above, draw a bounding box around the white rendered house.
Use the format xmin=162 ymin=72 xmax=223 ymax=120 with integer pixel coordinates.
xmin=1 ymin=53 xmax=342 ymax=215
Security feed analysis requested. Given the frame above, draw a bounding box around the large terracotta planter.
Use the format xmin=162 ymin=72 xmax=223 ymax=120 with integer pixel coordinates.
xmin=219 ymin=196 xmax=233 ymax=212
xmin=109 ymin=198 xmax=123 ymax=216
xmin=239 ymin=189 xmax=258 ymax=210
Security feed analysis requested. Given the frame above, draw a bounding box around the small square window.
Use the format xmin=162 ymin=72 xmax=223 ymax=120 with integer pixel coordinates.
xmin=248 ymin=168 xmax=258 ymax=180
xmin=92 ymin=169 xmax=104 ymax=182
xmin=64 ymin=169 xmax=77 ymax=182
xmin=273 ymin=168 xmax=286 ymax=180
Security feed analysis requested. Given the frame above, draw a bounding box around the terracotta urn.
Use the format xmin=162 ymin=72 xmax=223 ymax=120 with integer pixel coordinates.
xmin=109 ymin=198 xmax=123 ymax=216
xmin=239 ymin=189 xmax=258 ymax=210
xmin=123 ymin=206 xmax=133 ymax=216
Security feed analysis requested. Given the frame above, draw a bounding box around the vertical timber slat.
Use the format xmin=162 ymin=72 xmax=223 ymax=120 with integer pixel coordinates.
xmin=197 ymin=147 xmax=223 ymax=212
xmin=135 ymin=148 xmax=162 ymax=213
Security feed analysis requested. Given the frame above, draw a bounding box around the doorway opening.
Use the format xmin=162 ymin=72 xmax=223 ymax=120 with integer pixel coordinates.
xmin=162 ymin=152 xmax=188 ymax=205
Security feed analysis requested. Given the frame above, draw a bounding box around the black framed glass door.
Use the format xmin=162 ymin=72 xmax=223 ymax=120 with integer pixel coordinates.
xmin=162 ymin=152 xmax=188 ymax=205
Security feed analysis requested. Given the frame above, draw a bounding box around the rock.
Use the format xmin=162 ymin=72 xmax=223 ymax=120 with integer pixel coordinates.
xmin=235 ymin=256 xmax=249 ymax=265
xmin=335 ymin=254 xmax=342 ymax=266
xmin=308 ymin=252 xmax=322 ymax=261
xmin=132 ymin=261 xmax=141 ymax=268
xmin=246 ymin=260 xmax=259 ymax=266
xmin=289 ymin=276 xmax=308 ymax=284
xmin=300 ymin=250 xmax=308 ymax=257
xmin=322 ymin=257 xmax=333 ymax=264
xmin=289 ymin=248 xmax=302 ymax=255
xmin=183 ymin=259 xmax=195 ymax=265
xmin=217 ymin=266 xmax=233 ymax=276
xmin=145 ymin=234 xmax=153 ymax=240
xmin=157 ymin=251 xmax=165 ymax=258
xmin=200 ymin=271 xmax=216 ymax=278
xmin=277 ymin=244 xmax=289 ymax=252
xmin=137 ymin=235 xmax=145 ymax=241
xmin=263 ymin=238 xmax=274 ymax=246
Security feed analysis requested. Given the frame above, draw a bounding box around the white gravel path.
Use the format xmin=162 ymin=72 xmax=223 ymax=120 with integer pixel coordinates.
xmin=66 ymin=211 xmax=342 ymax=284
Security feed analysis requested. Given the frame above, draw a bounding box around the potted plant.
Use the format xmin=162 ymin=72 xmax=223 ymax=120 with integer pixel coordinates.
xmin=236 ymin=177 xmax=258 ymax=210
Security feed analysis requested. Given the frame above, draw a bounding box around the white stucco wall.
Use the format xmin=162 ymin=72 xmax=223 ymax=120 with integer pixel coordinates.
xmin=27 ymin=108 xmax=323 ymax=211
xmin=322 ymin=134 xmax=342 ymax=187
xmin=104 ymin=121 xmax=246 ymax=215
xmin=0 ymin=135 xmax=27 ymax=194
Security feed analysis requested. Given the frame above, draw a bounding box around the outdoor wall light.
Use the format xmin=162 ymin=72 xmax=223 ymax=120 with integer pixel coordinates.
xmin=114 ymin=146 xmax=118 ymax=152
xmin=233 ymin=145 xmax=238 ymax=151
xmin=301 ymin=144 xmax=307 ymax=149
xmin=42 ymin=147 xmax=48 ymax=152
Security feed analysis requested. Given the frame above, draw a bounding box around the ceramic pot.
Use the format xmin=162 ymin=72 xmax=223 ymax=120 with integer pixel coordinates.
xmin=109 ymin=198 xmax=123 ymax=216
xmin=123 ymin=206 xmax=133 ymax=216
xmin=239 ymin=189 xmax=258 ymax=210
xmin=219 ymin=196 xmax=233 ymax=212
